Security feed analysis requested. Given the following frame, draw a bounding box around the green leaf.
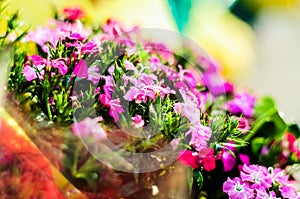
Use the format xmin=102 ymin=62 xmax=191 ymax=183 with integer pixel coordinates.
xmin=251 ymin=137 xmax=265 ymax=156
xmin=245 ymin=96 xmax=286 ymax=141
xmin=194 ymin=170 xmax=204 ymax=190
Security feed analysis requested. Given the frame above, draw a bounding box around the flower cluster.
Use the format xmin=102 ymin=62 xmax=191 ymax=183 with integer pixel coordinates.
xmin=223 ymin=164 xmax=300 ymax=199
xmin=4 ymin=5 xmax=300 ymax=199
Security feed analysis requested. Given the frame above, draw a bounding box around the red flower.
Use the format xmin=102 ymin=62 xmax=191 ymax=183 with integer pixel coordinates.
xmin=198 ymin=148 xmax=216 ymax=172
xmin=63 ymin=6 xmax=85 ymax=21
xmin=178 ymin=150 xmax=199 ymax=169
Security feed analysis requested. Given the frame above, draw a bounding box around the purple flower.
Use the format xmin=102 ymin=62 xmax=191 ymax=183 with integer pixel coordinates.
xmin=240 ymin=164 xmax=272 ymax=190
xmin=200 ymin=56 xmax=234 ymax=96
xmin=132 ymin=114 xmax=144 ymax=128
xmin=74 ymin=60 xmax=88 ymax=78
xmin=227 ymin=92 xmax=256 ymax=117
xmin=71 ymin=117 xmax=106 ymax=140
xmin=223 ymin=177 xmax=254 ymax=199
xmin=186 ymin=122 xmax=211 ymax=151
xmin=109 ymin=99 xmax=124 ymax=122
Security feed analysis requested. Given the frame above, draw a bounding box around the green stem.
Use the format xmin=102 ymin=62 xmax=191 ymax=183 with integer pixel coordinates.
xmin=45 ymin=93 xmax=53 ymax=121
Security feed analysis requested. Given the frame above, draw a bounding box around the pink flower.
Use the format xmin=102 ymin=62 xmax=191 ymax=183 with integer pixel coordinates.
xmin=74 ymin=60 xmax=88 ymax=78
xmin=123 ymin=85 xmax=171 ymax=103
xmin=63 ymin=6 xmax=85 ymax=21
xmin=174 ymin=89 xmax=201 ymax=123
xmin=186 ymin=122 xmax=212 ymax=151
xmin=178 ymin=150 xmax=199 ymax=169
xmin=223 ymin=177 xmax=254 ymax=199
xmin=51 ymin=59 xmax=68 ymax=75
xmin=240 ymin=164 xmax=272 ymax=190
xmin=227 ymin=92 xmax=256 ymax=117
xmin=255 ymin=189 xmax=278 ymax=199
xmin=87 ymin=65 xmax=101 ymax=84
xmin=22 ymin=65 xmax=38 ymax=81
xmin=24 ymin=27 xmax=59 ymax=53
xmin=109 ymin=99 xmax=125 ymax=122
xmin=237 ymin=117 xmax=250 ymax=134
xmin=71 ymin=117 xmax=106 ymax=140
xmin=279 ymin=185 xmax=300 ymax=199
xmin=144 ymin=42 xmax=173 ymax=61
xmin=132 ymin=114 xmax=144 ymax=128
xmin=81 ymin=41 xmax=98 ymax=54
xmin=124 ymin=60 xmax=137 ymax=72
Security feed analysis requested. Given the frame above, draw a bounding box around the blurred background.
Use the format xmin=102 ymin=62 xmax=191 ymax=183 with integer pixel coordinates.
xmin=4 ymin=0 xmax=300 ymax=122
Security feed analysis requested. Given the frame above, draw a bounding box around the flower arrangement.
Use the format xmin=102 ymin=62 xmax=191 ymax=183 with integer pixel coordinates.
xmin=1 ymin=3 xmax=300 ymax=199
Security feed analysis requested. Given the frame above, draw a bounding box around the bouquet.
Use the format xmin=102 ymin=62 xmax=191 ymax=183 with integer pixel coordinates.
xmin=1 ymin=3 xmax=300 ymax=199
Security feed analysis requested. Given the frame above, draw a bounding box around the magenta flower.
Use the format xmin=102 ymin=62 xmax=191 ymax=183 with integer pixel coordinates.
xmin=223 ymin=177 xmax=254 ymax=199
xmin=237 ymin=117 xmax=250 ymax=134
xmin=227 ymin=92 xmax=255 ymax=117
xmin=240 ymin=164 xmax=272 ymax=190
xmin=51 ymin=59 xmax=68 ymax=75
xmin=74 ymin=60 xmax=88 ymax=78
xmin=63 ymin=6 xmax=85 ymax=21
xmin=71 ymin=117 xmax=106 ymax=140
xmin=99 ymin=94 xmax=111 ymax=107
xmin=222 ymin=150 xmax=236 ymax=172
xmin=132 ymin=114 xmax=144 ymax=128
xmin=178 ymin=150 xmax=199 ymax=169
xmin=239 ymin=154 xmax=250 ymax=165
